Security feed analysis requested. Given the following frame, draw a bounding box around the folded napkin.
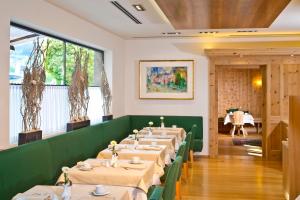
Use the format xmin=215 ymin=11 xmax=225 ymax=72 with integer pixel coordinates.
xmin=119 ymin=162 xmax=146 ymax=170
xmin=77 ymin=161 xmax=92 ymax=170
xmin=135 ymin=146 xmax=161 ymax=151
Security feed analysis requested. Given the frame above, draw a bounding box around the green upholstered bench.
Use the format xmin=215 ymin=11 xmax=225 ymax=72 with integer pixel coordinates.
xmin=0 ymin=115 xmax=203 ymax=199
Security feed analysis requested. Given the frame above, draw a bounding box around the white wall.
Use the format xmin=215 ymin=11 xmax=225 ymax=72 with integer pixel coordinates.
xmin=0 ymin=0 xmax=126 ymax=148
xmin=124 ymin=39 xmax=210 ymax=155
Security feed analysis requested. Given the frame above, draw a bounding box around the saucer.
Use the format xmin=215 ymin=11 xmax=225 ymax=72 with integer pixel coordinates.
xmin=129 ymin=160 xmax=144 ymax=164
xmin=78 ymin=166 xmax=93 ymax=171
xmin=92 ymin=191 xmax=110 ymax=196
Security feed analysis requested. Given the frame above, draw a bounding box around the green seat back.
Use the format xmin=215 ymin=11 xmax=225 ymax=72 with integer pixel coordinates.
xmin=184 ymin=132 xmax=192 ymax=162
xmin=177 ymin=141 xmax=186 ymax=158
xmin=148 ymin=186 xmax=164 ymax=200
xmin=162 ymin=156 xmax=182 ymax=200
xmin=190 ymin=124 xmax=197 ymax=150
xmin=0 ymin=140 xmax=53 ymax=200
xmin=176 ymin=141 xmax=186 ymax=180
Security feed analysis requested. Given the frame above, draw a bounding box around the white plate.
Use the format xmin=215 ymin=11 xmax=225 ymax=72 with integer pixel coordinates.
xmin=129 ymin=160 xmax=144 ymax=164
xmin=92 ymin=191 xmax=110 ymax=196
xmin=78 ymin=166 xmax=93 ymax=171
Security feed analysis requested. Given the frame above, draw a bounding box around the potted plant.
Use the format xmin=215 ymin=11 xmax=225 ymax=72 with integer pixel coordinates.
xmin=19 ymin=40 xmax=48 ymax=145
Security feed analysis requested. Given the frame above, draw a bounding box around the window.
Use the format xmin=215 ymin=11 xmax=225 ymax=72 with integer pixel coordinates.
xmin=9 ymin=24 xmax=104 ymax=144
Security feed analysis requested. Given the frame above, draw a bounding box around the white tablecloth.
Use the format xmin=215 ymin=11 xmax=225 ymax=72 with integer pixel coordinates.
xmin=224 ymin=113 xmax=254 ymax=125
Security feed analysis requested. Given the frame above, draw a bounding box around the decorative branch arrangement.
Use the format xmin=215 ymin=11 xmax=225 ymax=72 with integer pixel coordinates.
xmin=98 ymin=57 xmax=112 ymax=116
xmin=20 ymin=39 xmax=48 ymax=132
xmin=68 ymin=49 xmax=90 ymax=122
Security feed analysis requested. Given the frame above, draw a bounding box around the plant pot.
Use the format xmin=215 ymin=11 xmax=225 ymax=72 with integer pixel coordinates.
xmin=67 ymin=120 xmax=90 ymax=132
xmin=18 ymin=130 xmax=42 ymax=145
xmin=102 ymin=115 xmax=113 ymax=122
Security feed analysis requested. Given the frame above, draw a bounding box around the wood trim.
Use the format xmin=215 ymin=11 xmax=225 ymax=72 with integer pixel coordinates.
xmin=288 ymin=96 xmax=300 ymax=199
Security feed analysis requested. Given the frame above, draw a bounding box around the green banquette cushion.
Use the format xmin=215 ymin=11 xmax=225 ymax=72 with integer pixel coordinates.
xmin=0 ymin=140 xmax=53 ymax=200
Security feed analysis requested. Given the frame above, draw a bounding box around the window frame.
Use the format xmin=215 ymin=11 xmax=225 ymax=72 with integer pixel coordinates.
xmin=10 ymin=22 xmax=104 ymax=86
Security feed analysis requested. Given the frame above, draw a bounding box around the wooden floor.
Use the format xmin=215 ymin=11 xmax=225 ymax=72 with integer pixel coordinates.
xmin=181 ymin=156 xmax=284 ymax=200
xmin=218 ymin=129 xmax=262 ymax=156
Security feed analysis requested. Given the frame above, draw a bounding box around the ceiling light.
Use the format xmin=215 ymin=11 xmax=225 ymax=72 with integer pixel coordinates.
xmin=133 ymin=4 xmax=145 ymax=11
xmin=237 ymin=30 xmax=258 ymax=33
xmin=291 ymin=54 xmax=294 ymax=57
xmin=199 ymin=31 xmax=219 ymax=34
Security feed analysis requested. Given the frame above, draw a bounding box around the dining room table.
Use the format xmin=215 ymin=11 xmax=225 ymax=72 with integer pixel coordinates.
xmin=224 ymin=112 xmax=255 ymax=126
xmin=139 ymin=127 xmax=186 ymax=150
xmin=96 ymin=144 xmax=169 ymax=176
xmin=120 ymin=135 xmax=176 ymax=159
xmin=56 ymin=158 xmax=157 ymax=199
xmin=12 ymin=184 xmax=132 ymax=200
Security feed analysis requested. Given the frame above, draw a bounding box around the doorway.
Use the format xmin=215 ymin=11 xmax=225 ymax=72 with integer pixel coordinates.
xmin=216 ymin=65 xmax=263 ymax=156
xmin=208 ymin=60 xmax=268 ymax=158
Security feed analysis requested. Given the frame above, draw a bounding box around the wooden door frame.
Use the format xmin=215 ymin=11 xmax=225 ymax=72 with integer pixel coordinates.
xmin=207 ymin=53 xmax=300 ymax=160
xmin=208 ymin=59 xmax=268 ymax=158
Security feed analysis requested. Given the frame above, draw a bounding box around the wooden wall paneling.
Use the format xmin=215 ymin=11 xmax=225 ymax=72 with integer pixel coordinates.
xmin=281 ymin=64 xmax=289 ymax=121
xmin=217 ymin=68 xmax=262 ymax=118
xmin=209 ymin=60 xmax=218 ymax=158
xmin=261 ymin=65 xmax=268 ymax=159
xmin=288 ymin=96 xmax=300 ymax=200
xmin=249 ymin=70 xmax=263 ymax=118
xmin=268 ymin=64 xmax=283 ymax=160
xmin=270 ymin=64 xmax=281 ymax=116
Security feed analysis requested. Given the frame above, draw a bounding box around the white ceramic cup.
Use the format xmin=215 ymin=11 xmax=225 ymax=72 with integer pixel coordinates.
xmin=132 ymin=156 xmax=140 ymax=164
xmin=172 ymin=125 xmax=177 ymax=128
xmin=95 ymin=185 xmax=105 ymax=194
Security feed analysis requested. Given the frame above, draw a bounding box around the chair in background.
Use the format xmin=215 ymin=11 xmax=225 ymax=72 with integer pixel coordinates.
xmin=175 ymin=142 xmax=186 ymax=199
xmin=148 ymin=186 xmax=164 ymax=200
xmin=189 ymin=124 xmax=197 ymax=165
xmin=183 ymin=132 xmax=192 ymax=179
xmin=231 ymin=111 xmax=247 ymax=137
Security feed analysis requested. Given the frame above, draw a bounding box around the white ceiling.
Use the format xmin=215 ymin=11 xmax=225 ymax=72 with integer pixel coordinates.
xmin=46 ymin=0 xmax=300 ymax=39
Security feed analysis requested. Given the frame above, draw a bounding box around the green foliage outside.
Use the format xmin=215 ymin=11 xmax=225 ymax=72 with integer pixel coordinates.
xmin=44 ymin=39 xmax=64 ymax=85
xmin=43 ymin=38 xmax=95 ymax=86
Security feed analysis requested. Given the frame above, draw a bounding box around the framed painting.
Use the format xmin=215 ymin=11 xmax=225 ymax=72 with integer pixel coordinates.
xmin=139 ymin=60 xmax=194 ymax=99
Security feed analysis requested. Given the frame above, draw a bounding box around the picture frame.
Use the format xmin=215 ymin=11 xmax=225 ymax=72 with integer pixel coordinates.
xmin=139 ymin=60 xmax=194 ymax=99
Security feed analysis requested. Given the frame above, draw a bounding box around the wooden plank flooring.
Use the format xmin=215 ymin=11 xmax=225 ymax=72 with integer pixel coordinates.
xmin=218 ymin=131 xmax=262 ymax=156
xmin=181 ymin=156 xmax=284 ymax=200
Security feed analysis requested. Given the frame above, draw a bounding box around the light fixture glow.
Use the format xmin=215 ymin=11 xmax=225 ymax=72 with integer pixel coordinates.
xmin=133 ymin=4 xmax=145 ymax=11
xmin=253 ymin=75 xmax=262 ymax=88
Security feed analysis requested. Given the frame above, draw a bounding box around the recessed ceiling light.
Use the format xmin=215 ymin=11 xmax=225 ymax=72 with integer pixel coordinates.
xmin=291 ymin=54 xmax=294 ymax=57
xmin=133 ymin=4 xmax=145 ymax=11
xmin=199 ymin=31 xmax=219 ymax=34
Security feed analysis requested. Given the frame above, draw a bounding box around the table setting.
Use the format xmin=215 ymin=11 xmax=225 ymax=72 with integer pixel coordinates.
xmin=97 ymin=142 xmax=168 ymax=176
xmin=121 ymin=134 xmax=176 ymax=160
xmin=56 ymin=158 xmax=155 ymax=194
xmin=12 ymin=184 xmax=131 ymax=200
